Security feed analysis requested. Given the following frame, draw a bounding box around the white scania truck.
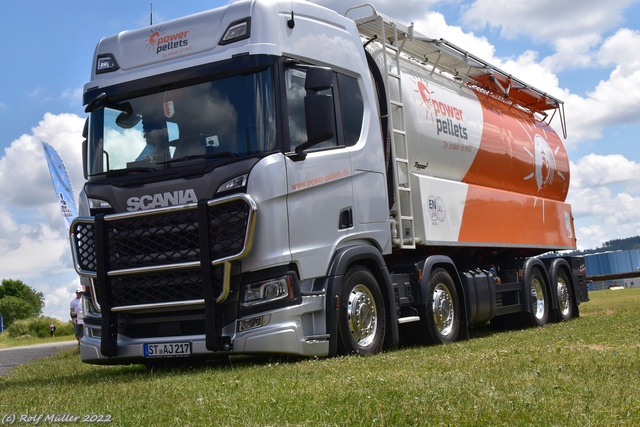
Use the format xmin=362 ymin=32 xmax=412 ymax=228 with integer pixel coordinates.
xmin=71 ymin=0 xmax=588 ymax=364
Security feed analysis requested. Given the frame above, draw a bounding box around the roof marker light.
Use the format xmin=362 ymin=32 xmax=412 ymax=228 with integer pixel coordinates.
xmin=96 ymin=54 xmax=119 ymax=74
xmin=219 ymin=18 xmax=251 ymax=45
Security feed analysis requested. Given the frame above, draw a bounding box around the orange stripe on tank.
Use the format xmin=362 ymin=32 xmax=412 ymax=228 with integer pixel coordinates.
xmin=457 ymin=184 xmax=576 ymax=248
xmin=462 ymin=94 xmax=570 ymax=202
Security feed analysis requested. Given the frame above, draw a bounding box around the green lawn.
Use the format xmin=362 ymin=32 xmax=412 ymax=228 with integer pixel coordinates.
xmin=1 ymin=288 xmax=639 ymax=426
xmin=0 ymin=334 xmax=75 ymax=349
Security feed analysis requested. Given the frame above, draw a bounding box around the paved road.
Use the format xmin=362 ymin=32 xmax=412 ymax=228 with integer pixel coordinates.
xmin=0 ymin=341 xmax=77 ymax=376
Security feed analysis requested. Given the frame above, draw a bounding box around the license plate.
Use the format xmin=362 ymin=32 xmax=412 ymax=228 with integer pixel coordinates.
xmin=144 ymin=342 xmax=191 ymax=358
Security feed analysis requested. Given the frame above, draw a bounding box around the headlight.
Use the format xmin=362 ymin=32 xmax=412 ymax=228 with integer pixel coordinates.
xmin=216 ymin=174 xmax=248 ymax=194
xmin=240 ymin=276 xmax=293 ymax=310
xmin=88 ymin=198 xmax=112 ymax=209
xmin=88 ymin=198 xmax=113 ymax=216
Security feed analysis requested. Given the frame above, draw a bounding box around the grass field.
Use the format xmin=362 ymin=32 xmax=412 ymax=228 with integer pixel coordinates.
xmin=1 ymin=288 xmax=639 ymax=426
xmin=0 ymin=334 xmax=74 ymax=349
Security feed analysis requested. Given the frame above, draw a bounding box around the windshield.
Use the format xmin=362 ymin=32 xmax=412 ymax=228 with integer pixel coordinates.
xmin=86 ymin=68 xmax=276 ymax=177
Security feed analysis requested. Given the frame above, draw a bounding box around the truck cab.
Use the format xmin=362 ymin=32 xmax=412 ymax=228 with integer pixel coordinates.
xmin=74 ymin=0 xmax=390 ymax=363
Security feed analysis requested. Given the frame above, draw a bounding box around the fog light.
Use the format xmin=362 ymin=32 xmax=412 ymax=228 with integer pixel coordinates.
xmin=238 ymin=314 xmax=271 ymax=332
xmin=240 ymin=276 xmax=292 ymax=309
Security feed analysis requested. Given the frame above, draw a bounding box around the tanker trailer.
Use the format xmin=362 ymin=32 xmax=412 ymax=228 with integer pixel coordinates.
xmin=347 ymin=5 xmax=586 ymax=346
xmin=365 ymin=37 xmax=573 ymax=250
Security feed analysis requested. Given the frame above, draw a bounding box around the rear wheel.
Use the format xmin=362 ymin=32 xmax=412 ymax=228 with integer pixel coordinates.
xmin=556 ymin=269 xmax=574 ymax=322
xmin=527 ymin=268 xmax=550 ymax=326
xmin=338 ymin=266 xmax=386 ymax=355
xmin=424 ymin=268 xmax=460 ymax=344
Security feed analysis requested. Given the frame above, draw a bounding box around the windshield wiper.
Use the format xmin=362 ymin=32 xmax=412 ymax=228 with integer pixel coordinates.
xmin=106 ymin=167 xmax=156 ymax=177
xmin=159 ymin=152 xmax=238 ymax=165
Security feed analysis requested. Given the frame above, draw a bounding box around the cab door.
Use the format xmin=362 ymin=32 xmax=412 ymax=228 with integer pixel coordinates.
xmin=284 ymin=67 xmax=355 ymax=279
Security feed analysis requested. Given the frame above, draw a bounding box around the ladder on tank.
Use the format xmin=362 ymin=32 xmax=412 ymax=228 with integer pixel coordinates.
xmin=347 ymin=5 xmax=416 ymax=249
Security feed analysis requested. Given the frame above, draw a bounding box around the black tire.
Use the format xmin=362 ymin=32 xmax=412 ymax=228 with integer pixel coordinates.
xmin=526 ymin=268 xmax=550 ymax=326
xmin=338 ymin=266 xmax=386 ymax=356
xmin=424 ymin=268 xmax=460 ymax=344
xmin=555 ymin=269 xmax=574 ymax=322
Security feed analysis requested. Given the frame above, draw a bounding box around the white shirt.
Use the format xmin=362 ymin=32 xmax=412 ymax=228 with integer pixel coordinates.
xmin=70 ymin=296 xmax=83 ymax=325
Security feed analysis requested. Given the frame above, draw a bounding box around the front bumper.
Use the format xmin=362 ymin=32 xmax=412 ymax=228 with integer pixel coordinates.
xmin=79 ymin=293 xmax=328 ymax=364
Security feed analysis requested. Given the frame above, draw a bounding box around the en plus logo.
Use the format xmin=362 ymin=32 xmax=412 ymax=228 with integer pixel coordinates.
xmin=428 ymin=196 xmax=446 ymax=223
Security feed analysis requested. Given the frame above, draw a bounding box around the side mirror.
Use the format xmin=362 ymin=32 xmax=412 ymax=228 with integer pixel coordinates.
xmin=85 ymin=93 xmax=108 ymax=113
xmin=115 ymin=103 xmax=142 ymax=129
xmin=304 ymin=94 xmax=335 ymax=145
xmin=293 ymin=67 xmax=336 ymax=158
xmin=305 ymin=66 xmax=333 ymax=91
xmin=82 ymin=119 xmax=88 ymax=180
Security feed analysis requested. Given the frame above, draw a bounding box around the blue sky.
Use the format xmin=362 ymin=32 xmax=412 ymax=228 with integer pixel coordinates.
xmin=1 ymin=0 xmax=639 ymax=320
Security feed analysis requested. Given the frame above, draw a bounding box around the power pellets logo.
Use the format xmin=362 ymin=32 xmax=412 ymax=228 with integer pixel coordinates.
xmin=145 ymin=26 xmax=190 ymax=55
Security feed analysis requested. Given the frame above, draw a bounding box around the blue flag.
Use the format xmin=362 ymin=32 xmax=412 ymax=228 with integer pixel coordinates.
xmin=41 ymin=141 xmax=78 ymax=229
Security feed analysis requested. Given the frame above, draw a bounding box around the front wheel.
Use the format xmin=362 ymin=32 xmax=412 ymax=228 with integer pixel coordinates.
xmin=338 ymin=266 xmax=386 ymax=355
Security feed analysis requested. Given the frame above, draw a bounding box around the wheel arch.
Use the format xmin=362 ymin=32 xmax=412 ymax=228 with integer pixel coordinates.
xmin=325 ymin=245 xmax=399 ymax=356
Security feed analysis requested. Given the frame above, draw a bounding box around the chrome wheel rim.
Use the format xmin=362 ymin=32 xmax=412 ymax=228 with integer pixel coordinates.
xmin=531 ymin=278 xmax=546 ymax=320
xmin=347 ymin=284 xmax=378 ymax=347
xmin=557 ymin=277 xmax=570 ymax=318
xmin=432 ymin=283 xmax=455 ymax=337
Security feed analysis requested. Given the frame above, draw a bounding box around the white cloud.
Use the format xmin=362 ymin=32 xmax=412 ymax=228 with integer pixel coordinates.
xmin=569 ymin=186 xmax=640 ymax=250
xmin=61 ymin=87 xmax=84 ymax=107
xmin=564 ymin=72 xmax=640 ymax=142
xmin=0 ymin=224 xmax=69 ymax=277
xmin=412 ymin=12 xmax=497 ymax=61
xmin=541 ymin=34 xmax=601 ymax=72
xmin=0 ymin=113 xmax=85 ymax=320
xmin=41 ymin=277 xmax=82 ymax=321
xmin=313 ymin=0 xmax=438 ymax=20
xmin=598 ymin=28 xmax=640 ymax=75
xmin=28 ymin=86 xmax=44 ymax=98
xmin=571 ymin=154 xmax=640 ymax=187
xmin=575 ymin=224 xmax=608 ymax=251
xmin=0 ymin=113 xmax=84 ymax=215
xmin=452 ymin=1 xmax=640 ymax=144
xmin=567 ymin=154 xmax=640 ymax=249
xmin=461 ymin=0 xmax=635 ymax=42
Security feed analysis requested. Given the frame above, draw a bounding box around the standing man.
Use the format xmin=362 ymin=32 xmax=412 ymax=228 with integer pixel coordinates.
xmin=70 ymin=287 xmax=84 ymax=344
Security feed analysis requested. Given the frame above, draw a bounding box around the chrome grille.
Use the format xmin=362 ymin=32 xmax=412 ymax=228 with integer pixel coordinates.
xmin=70 ymin=194 xmax=256 ymax=310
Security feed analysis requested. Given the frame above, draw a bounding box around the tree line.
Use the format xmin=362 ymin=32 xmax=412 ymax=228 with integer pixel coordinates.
xmin=569 ymin=235 xmax=640 ymax=256
xmin=0 ymin=279 xmax=44 ymax=329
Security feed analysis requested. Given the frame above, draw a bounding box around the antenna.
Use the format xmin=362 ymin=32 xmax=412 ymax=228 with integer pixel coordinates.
xmin=287 ymin=0 xmax=295 ymax=29
xmin=287 ymin=11 xmax=295 ymax=29
xmin=150 ymin=3 xmax=153 ymax=25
